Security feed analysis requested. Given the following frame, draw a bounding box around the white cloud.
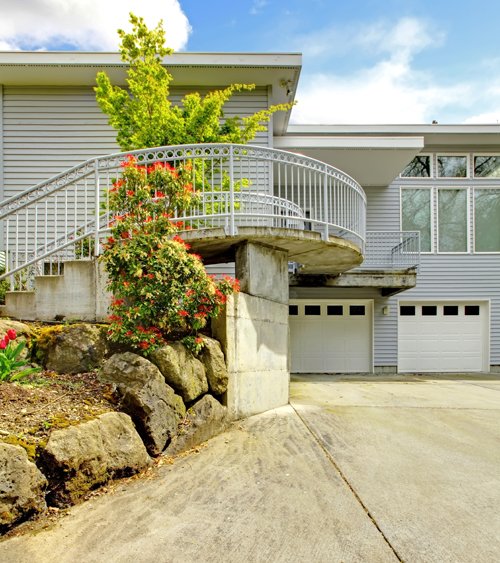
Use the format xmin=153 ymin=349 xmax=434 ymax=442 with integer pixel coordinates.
xmin=0 ymin=0 xmax=192 ymax=51
xmin=463 ymin=112 xmax=500 ymax=124
xmin=291 ymin=18 xmax=467 ymax=124
xmin=250 ymin=1 xmax=267 ymax=15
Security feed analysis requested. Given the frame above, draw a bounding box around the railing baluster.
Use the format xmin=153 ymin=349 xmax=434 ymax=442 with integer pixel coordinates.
xmin=94 ymin=159 xmax=100 ymax=257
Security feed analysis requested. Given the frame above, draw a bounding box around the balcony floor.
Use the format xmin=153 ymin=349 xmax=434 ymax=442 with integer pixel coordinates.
xmin=179 ymin=226 xmax=363 ymax=275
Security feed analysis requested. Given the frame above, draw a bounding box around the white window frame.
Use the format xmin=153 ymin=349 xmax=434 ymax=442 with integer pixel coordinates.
xmin=436 ymin=154 xmax=469 ymax=179
xmin=436 ymin=187 xmax=470 ymax=254
xmin=399 ymin=154 xmax=433 ymax=179
xmin=400 ymin=186 xmax=434 ymax=254
xmin=472 ymin=153 xmax=500 ymax=179
xmin=473 ymin=187 xmax=500 ymax=254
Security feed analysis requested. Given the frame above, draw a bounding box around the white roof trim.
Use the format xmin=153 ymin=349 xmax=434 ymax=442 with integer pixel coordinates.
xmin=275 ymin=136 xmax=425 ymax=150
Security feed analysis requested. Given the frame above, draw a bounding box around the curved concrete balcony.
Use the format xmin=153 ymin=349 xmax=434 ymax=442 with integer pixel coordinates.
xmin=0 ymin=143 xmax=367 ymax=286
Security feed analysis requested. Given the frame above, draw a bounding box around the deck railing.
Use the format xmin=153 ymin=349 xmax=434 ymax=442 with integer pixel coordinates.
xmin=0 ymin=143 xmax=367 ymax=289
xmin=355 ymin=231 xmax=420 ymax=272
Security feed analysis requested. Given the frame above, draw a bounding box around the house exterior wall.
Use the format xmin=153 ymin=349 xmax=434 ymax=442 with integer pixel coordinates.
xmin=1 ymin=84 xmax=271 ymax=200
xmin=290 ymin=152 xmax=500 ymax=369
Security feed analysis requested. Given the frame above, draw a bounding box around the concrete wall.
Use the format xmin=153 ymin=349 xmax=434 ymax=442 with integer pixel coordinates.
xmin=213 ymin=242 xmax=290 ymax=420
xmin=0 ymin=260 xmax=111 ymax=322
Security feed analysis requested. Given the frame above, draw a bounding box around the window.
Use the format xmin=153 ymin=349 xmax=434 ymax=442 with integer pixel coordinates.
xmin=327 ymin=305 xmax=343 ymax=316
xmin=289 ymin=305 xmax=298 ymax=316
xmin=438 ymin=189 xmax=468 ymax=252
xmin=474 ymin=156 xmax=500 ymax=178
xmin=465 ymin=305 xmax=480 ymax=316
xmin=401 ymin=188 xmax=432 ymax=252
xmin=437 ymin=156 xmax=468 ymax=178
xmin=305 ymin=305 xmax=321 ymax=316
xmin=349 ymin=305 xmax=365 ymax=316
xmin=474 ymin=189 xmax=500 ymax=252
xmin=443 ymin=305 xmax=459 ymax=316
xmin=401 ymin=156 xmax=431 ymax=177
xmin=422 ymin=306 xmax=437 ymax=316
xmin=400 ymin=306 xmax=415 ymax=316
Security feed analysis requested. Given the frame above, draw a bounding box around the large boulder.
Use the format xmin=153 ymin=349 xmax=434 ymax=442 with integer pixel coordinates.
xmin=0 ymin=320 xmax=33 ymax=361
xmin=150 ymin=342 xmax=208 ymax=403
xmin=99 ymin=353 xmax=185 ymax=455
xmin=42 ymin=412 xmax=151 ymax=506
xmin=43 ymin=323 xmax=107 ymax=374
xmin=164 ymin=395 xmax=229 ymax=456
xmin=0 ymin=443 xmax=47 ymax=527
xmin=199 ymin=337 xmax=228 ymax=395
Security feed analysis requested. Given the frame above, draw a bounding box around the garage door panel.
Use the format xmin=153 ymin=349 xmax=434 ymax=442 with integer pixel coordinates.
xmin=398 ymin=301 xmax=486 ymax=373
xmin=290 ymin=301 xmax=372 ymax=373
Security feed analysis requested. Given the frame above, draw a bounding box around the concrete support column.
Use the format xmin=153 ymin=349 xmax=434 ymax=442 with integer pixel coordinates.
xmin=212 ymin=242 xmax=289 ymax=421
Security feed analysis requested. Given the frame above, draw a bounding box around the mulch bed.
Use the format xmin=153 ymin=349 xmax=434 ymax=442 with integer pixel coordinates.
xmin=0 ymin=368 xmax=121 ymax=459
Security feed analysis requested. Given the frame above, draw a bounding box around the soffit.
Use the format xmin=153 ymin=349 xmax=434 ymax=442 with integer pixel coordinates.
xmin=274 ymin=136 xmax=424 ymax=187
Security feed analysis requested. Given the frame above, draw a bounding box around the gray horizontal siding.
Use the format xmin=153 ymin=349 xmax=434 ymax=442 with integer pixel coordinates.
xmin=367 ymin=179 xmax=500 ymax=367
xmin=2 ymin=85 xmax=270 ymax=198
xmin=290 ymin=178 xmax=500 ymax=369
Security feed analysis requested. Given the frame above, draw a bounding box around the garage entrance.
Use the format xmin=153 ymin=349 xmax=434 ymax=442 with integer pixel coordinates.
xmin=398 ymin=301 xmax=490 ymax=372
xmin=289 ymin=299 xmax=373 ymax=373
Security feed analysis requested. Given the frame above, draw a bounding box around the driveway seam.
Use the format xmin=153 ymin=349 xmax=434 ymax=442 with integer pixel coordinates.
xmin=290 ymin=402 xmax=404 ymax=563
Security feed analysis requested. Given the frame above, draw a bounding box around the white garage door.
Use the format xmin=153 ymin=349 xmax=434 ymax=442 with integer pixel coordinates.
xmin=398 ymin=301 xmax=489 ymax=373
xmin=289 ymin=300 xmax=373 ymax=373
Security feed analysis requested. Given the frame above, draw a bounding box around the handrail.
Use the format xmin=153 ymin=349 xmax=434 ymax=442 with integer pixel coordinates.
xmin=355 ymin=231 xmax=420 ymax=272
xmin=0 ymin=143 xmax=367 ymax=288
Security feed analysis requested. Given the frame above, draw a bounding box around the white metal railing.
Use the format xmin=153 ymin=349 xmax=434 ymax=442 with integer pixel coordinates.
xmin=0 ymin=143 xmax=366 ymax=289
xmin=355 ymin=231 xmax=420 ymax=272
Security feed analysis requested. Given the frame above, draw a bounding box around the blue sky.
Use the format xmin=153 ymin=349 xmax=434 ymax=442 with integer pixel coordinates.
xmin=1 ymin=0 xmax=500 ymax=124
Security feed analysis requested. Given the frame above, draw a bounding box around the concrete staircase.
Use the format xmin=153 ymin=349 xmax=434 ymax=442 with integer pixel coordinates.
xmin=0 ymin=260 xmax=110 ymax=322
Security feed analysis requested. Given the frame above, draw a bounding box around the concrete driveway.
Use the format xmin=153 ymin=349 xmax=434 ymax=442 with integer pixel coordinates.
xmin=2 ymin=373 xmax=500 ymax=562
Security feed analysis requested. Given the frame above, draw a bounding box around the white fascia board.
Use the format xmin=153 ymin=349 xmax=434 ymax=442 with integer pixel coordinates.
xmin=287 ymin=124 xmax=500 ymax=135
xmin=0 ymin=51 xmax=302 ymax=67
xmin=274 ymin=136 xmax=424 ymax=150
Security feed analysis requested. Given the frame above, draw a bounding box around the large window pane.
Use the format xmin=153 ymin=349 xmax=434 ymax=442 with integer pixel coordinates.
xmin=438 ymin=189 xmax=468 ymax=252
xmin=437 ymin=156 xmax=467 ymax=178
xmin=401 ymin=189 xmax=432 ymax=252
xmin=401 ymin=156 xmax=431 ymax=177
xmin=474 ymin=156 xmax=500 ymax=178
xmin=474 ymin=189 xmax=500 ymax=251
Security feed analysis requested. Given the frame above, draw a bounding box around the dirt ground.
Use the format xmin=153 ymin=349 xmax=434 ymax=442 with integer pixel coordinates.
xmin=0 ymin=368 xmax=121 ymax=460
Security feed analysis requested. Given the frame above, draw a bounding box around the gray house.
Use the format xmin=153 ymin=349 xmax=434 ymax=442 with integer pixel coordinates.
xmin=0 ymin=50 xmax=499 ymax=388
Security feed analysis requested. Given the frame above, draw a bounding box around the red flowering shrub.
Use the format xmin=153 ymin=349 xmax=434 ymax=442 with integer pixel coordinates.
xmin=101 ymin=157 xmax=239 ymax=355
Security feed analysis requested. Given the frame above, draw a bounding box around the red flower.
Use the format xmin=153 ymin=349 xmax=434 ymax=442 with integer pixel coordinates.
xmin=178 ymin=310 xmax=189 ymax=317
xmin=3 ymin=335 xmax=9 ymax=345
xmin=6 ymin=329 xmax=16 ymax=340
xmin=126 ymin=190 xmax=134 ymax=196
xmin=195 ymin=337 xmax=203 ymax=344
xmin=0 ymin=340 xmax=6 ymax=350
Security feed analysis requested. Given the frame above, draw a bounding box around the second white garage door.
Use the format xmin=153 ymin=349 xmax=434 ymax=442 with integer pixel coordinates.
xmin=398 ymin=301 xmax=489 ymax=372
xmin=290 ymin=300 xmax=373 ymax=373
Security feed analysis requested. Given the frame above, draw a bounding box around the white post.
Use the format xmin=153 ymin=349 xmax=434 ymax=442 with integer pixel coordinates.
xmin=323 ymin=165 xmax=329 ymax=241
xmin=229 ymin=147 xmax=235 ymax=236
xmin=94 ymin=159 xmax=100 ymax=257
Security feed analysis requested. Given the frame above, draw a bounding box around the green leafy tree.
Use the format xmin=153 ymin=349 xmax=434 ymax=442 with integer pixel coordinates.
xmin=95 ymin=13 xmax=294 ymax=151
xmin=95 ymin=14 xmax=293 ymax=354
